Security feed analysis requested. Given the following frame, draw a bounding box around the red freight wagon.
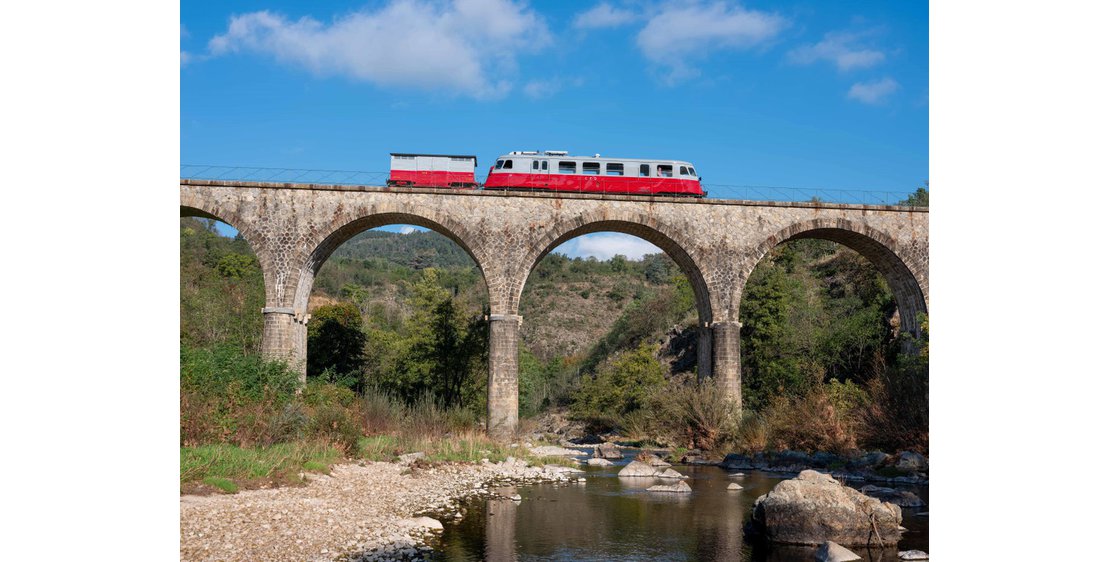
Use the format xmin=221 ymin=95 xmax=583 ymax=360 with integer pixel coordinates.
xmin=387 ymin=153 xmax=479 ymax=188
xmin=482 ymin=151 xmax=705 ymax=197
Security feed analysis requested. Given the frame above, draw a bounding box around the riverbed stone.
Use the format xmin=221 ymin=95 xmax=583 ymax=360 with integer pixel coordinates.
xmin=750 ymin=469 xmax=902 ymax=546
xmin=859 ymin=485 xmax=926 ymax=507
xmin=648 ymin=481 xmax=692 ymax=493
xmin=895 ymin=451 xmax=927 ymax=472
xmin=655 ymin=468 xmax=688 ymax=479
xmin=617 ymin=460 xmax=658 ymax=477
xmin=898 ymin=550 xmax=928 ymax=560
xmin=817 ymin=541 xmax=862 ymax=561
xmin=594 ymin=442 xmax=623 ymax=459
xmin=587 ymin=458 xmax=613 ymax=466
xmin=727 ymin=483 xmax=743 ymax=491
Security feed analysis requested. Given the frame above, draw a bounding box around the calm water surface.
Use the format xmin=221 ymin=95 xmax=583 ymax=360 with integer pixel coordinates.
xmin=433 ymin=449 xmax=928 ymax=561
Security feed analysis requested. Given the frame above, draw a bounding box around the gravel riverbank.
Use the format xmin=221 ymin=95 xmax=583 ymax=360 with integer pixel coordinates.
xmin=180 ymin=457 xmax=581 ymax=562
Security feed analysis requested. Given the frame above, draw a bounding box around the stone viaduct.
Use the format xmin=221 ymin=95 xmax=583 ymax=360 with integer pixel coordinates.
xmin=181 ymin=179 xmax=929 ymax=439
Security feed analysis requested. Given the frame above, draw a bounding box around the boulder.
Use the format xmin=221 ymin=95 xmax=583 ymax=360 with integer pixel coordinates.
xmin=895 ymin=451 xmax=928 ymax=472
xmin=727 ymin=483 xmax=743 ymax=491
xmin=635 ymin=451 xmax=671 ymax=467
xmin=397 ymin=452 xmax=426 ymax=465
xmin=898 ymin=550 xmax=928 ymax=560
xmin=817 ymin=541 xmax=862 ymax=562
xmin=853 ymin=451 xmax=890 ymax=468
xmin=750 ymin=470 xmax=903 ymax=546
xmin=530 ymin=445 xmax=582 ymax=457
xmin=655 ymin=468 xmax=688 ymax=479
xmin=586 ymin=458 xmax=613 ymax=467
xmin=647 ymin=481 xmax=692 ymax=493
xmin=859 ymin=485 xmax=926 ymax=508
xmin=593 ymin=442 xmax=623 ymax=459
xmin=617 ymin=460 xmax=658 ymax=478
xmin=405 ymin=517 xmax=443 ymax=531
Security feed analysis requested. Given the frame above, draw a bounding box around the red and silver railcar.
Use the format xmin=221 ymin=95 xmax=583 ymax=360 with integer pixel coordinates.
xmin=482 ymin=151 xmax=705 ymax=197
xmin=387 ymin=153 xmax=479 ymax=188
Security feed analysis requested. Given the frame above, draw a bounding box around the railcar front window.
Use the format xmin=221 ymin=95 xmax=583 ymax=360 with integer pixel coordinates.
xmin=503 ymin=159 xmax=513 ymax=169
xmin=496 ymin=160 xmax=505 ymax=169
xmin=688 ymin=167 xmax=697 ymax=177
xmin=606 ymin=163 xmax=624 ymax=176
xmin=559 ymin=161 xmax=576 ymax=174
xmin=680 ymin=166 xmax=689 ymax=176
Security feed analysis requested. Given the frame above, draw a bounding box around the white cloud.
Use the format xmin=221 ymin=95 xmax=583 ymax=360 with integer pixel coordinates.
xmin=787 ymin=30 xmax=886 ymax=71
xmin=553 ymin=233 xmax=662 ymax=261
xmin=205 ymin=0 xmax=551 ymax=99
xmin=398 ymin=226 xmax=419 ymax=234
xmin=522 ymin=76 xmax=583 ymax=99
xmin=636 ymin=1 xmax=787 ymax=83
xmin=574 ymin=2 xmax=638 ymax=29
xmin=847 ymin=77 xmax=899 ymax=104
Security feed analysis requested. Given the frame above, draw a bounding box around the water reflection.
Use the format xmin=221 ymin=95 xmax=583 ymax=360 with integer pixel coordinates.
xmin=436 ymin=460 xmax=928 ymax=562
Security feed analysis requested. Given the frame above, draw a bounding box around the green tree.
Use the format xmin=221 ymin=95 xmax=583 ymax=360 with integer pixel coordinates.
xmin=307 ymin=302 xmax=367 ymax=385
xmin=573 ymin=343 xmax=666 ymax=422
xmin=901 ymin=182 xmax=929 ymax=207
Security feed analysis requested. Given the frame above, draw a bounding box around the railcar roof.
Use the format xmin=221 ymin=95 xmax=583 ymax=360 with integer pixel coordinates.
xmin=390 ymin=153 xmax=477 ymax=160
xmin=497 ymin=153 xmax=693 ymax=164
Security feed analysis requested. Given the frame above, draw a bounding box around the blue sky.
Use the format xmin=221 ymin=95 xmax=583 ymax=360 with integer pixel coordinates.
xmin=181 ymin=0 xmax=927 ymax=259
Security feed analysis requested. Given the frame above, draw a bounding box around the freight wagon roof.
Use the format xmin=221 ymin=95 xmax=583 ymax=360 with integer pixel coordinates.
xmin=390 ymin=153 xmax=477 ymax=160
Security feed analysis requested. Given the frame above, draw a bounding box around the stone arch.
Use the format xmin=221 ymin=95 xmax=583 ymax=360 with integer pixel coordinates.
xmin=179 ymin=202 xmax=275 ymax=301
xmin=511 ymin=215 xmax=716 ymax=325
xmin=291 ymin=211 xmax=489 ymax=317
xmin=738 ymin=217 xmax=928 ymax=337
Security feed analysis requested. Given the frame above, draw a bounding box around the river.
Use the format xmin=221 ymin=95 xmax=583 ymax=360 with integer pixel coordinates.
xmin=431 ymin=449 xmax=928 ymax=561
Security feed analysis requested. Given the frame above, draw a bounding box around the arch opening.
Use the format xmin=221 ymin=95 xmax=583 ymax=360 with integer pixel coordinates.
xmin=736 ymin=222 xmax=928 ymax=453
xmin=294 ymin=214 xmax=491 ymax=412
xmin=513 ymin=222 xmax=713 ymax=423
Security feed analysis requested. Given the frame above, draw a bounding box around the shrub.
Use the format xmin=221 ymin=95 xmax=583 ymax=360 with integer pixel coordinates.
xmin=646 ymin=380 xmax=740 ymax=453
xmin=572 ymin=343 xmax=666 ymax=424
xmin=760 ymin=387 xmax=860 ymax=455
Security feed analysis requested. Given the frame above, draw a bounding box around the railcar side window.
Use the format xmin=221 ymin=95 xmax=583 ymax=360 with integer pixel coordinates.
xmin=606 ymin=163 xmax=624 ymax=176
xmin=495 ymin=160 xmax=505 ymax=169
xmin=532 ymin=160 xmax=539 ymax=170
xmin=559 ymin=161 xmax=576 ymax=174
xmin=542 ymin=161 xmax=549 ymax=171
xmin=640 ymin=164 xmax=650 ymax=177
xmin=583 ymin=162 xmax=600 ymax=175
xmin=657 ymin=165 xmax=673 ymax=177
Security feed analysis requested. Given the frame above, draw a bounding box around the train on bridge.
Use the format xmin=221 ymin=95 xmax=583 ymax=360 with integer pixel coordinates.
xmin=386 ymin=151 xmax=705 ymax=197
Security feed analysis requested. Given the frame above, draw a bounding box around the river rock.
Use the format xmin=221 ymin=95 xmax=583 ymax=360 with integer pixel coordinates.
xmin=587 ymin=458 xmax=613 ymax=466
xmin=817 ymin=541 xmax=862 ymax=561
xmin=530 ymin=445 xmax=582 ymax=457
xmin=617 ymin=460 xmax=658 ymax=477
xmin=721 ymin=453 xmax=754 ymax=470
xmin=898 ymin=550 xmax=928 ymax=560
xmin=655 ymin=468 xmax=688 ymax=479
xmin=405 ymin=517 xmax=443 ymax=531
xmin=397 ymin=451 xmax=426 ymax=465
xmin=895 ymin=451 xmax=928 ymax=472
xmin=727 ymin=483 xmax=743 ymax=491
xmin=854 ymin=451 xmax=890 ymax=468
xmin=635 ymin=451 xmax=671 ymax=467
xmin=593 ymin=442 xmax=623 ymax=459
xmin=859 ymin=485 xmax=926 ymax=507
xmin=750 ymin=469 xmax=902 ymax=546
xmin=647 ymin=481 xmax=692 ymax=493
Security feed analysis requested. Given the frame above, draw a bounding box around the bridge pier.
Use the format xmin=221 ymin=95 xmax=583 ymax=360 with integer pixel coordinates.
xmin=711 ymin=320 xmax=742 ymax=404
xmin=697 ymin=325 xmax=713 ymax=382
xmin=487 ymin=314 xmax=522 ymax=440
xmin=261 ymin=307 xmax=308 ymax=384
